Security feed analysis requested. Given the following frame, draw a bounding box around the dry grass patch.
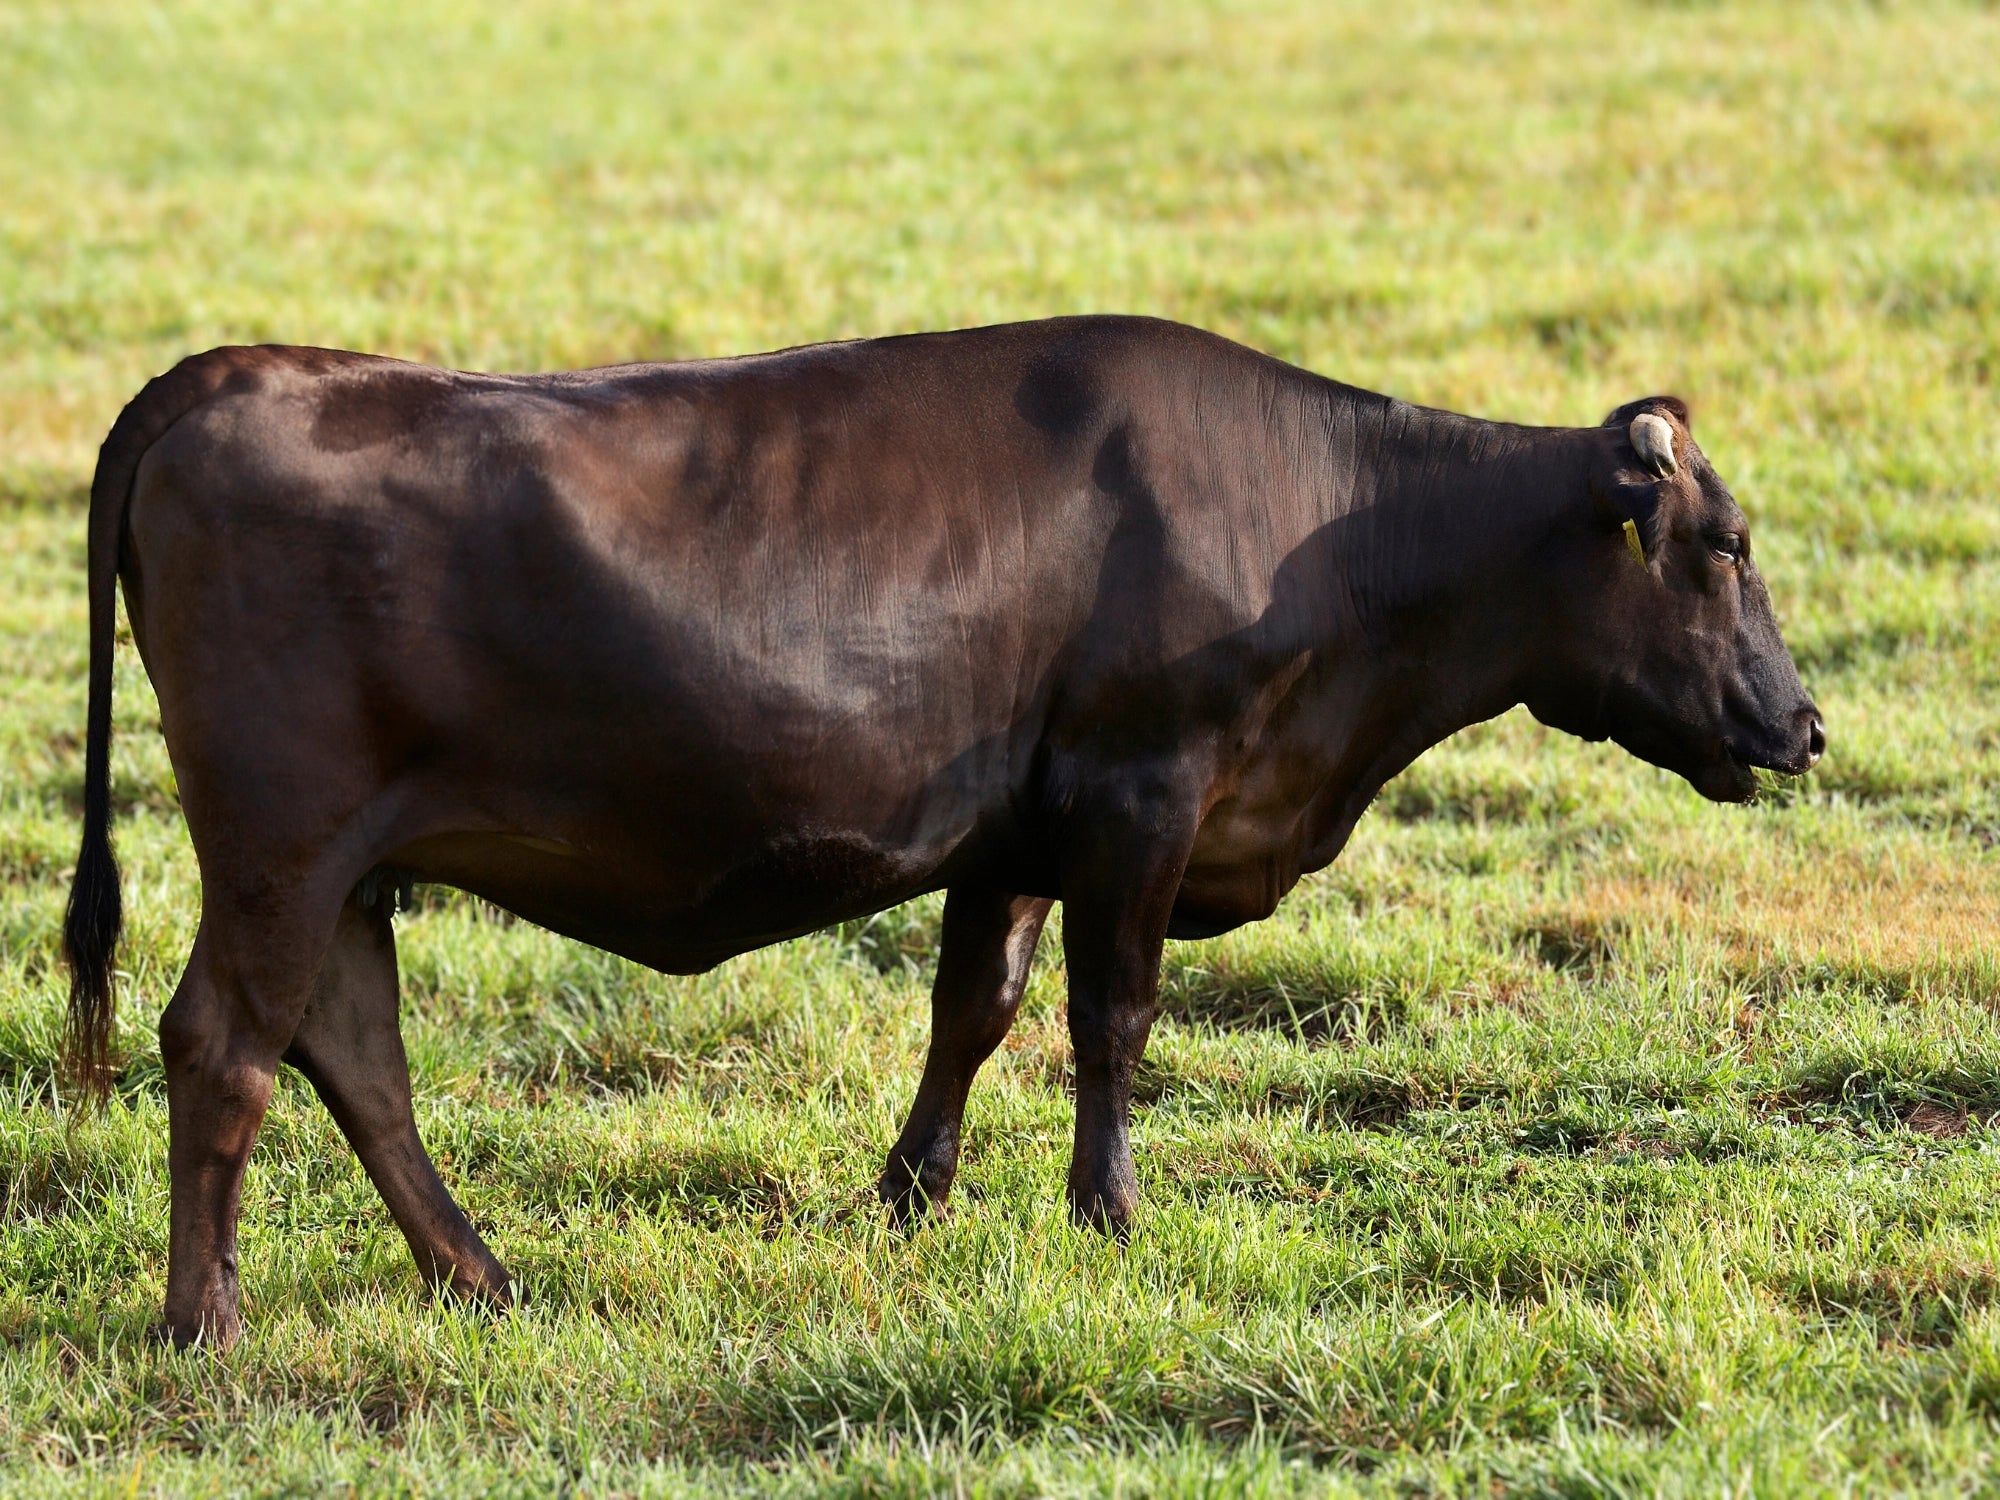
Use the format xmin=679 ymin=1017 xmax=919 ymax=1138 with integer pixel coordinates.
xmin=1540 ymin=821 xmax=1999 ymax=990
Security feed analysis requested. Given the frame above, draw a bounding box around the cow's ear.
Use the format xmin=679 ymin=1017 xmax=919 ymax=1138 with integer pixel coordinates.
xmin=1593 ymin=395 xmax=1691 ymax=566
xmin=1593 ymin=471 xmax=1664 ymax=565
xmin=1590 ymin=432 xmax=1668 ymax=567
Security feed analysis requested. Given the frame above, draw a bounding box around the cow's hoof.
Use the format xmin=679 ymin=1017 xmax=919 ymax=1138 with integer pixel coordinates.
xmin=438 ymin=1263 xmax=517 ymax=1309
xmin=158 ymin=1308 xmax=241 ymax=1352
xmin=878 ymin=1169 xmax=952 ymax=1231
xmin=878 ymin=1145 xmax=960 ymax=1230
xmin=1067 ymin=1190 xmax=1134 ymax=1242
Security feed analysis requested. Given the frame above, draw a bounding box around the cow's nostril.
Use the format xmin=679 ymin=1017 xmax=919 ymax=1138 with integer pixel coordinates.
xmin=1805 ymin=714 xmax=1826 ymax=767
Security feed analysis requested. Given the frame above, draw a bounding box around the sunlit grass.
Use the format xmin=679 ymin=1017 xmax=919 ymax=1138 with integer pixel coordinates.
xmin=3 ymin=0 xmax=1999 ymax=1493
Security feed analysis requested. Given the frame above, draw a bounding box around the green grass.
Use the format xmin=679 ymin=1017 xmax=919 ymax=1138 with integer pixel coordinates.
xmin=4 ymin=0 xmax=2000 ymax=1492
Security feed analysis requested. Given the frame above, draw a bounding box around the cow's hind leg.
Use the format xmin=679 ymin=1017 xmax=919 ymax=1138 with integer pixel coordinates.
xmin=283 ymin=893 xmax=512 ymax=1306
xmin=158 ymin=889 xmax=344 ymax=1349
xmin=878 ymin=888 xmax=1052 ymax=1225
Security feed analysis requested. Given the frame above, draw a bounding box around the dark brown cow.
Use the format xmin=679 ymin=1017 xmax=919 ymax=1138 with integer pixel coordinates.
xmin=63 ymin=316 xmax=1822 ymax=1346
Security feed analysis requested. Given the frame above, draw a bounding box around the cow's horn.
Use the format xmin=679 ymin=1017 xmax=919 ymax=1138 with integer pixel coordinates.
xmin=1629 ymin=412 xmax=1678 ymax=478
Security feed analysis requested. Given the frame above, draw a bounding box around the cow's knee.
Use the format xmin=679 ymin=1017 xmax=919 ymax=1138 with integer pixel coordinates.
xmin=156 ymin=980 xmax=212 ymax=1072
xmin=158 ymin=981 xmax=285 ymax=1126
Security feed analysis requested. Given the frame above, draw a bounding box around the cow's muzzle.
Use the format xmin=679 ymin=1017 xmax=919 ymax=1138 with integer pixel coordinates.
xmin=1730 ymin=704 xmax=1826 ymax=779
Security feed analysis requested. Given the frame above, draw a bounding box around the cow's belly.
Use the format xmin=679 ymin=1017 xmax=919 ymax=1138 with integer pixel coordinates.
xmin=371 ymin=599 xmax=1040 ymax=969
xmin=392 ymin=818 xmax=968 ymax=973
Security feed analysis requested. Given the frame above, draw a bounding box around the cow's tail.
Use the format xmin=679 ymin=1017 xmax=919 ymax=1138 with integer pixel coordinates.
xmin=64 ymin=351 xmax=241 ymax=1106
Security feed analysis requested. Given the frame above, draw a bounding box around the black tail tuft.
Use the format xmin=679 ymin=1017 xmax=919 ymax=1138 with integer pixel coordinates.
xmin=62 ymin=767 xmax=121 ymax=1105
xmin=64 ymin=535 xmax=123 ymax=1106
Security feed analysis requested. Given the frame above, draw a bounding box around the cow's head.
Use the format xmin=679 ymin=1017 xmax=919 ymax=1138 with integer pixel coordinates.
xmin=1526 ymin=396 xmax=1823 ymax=802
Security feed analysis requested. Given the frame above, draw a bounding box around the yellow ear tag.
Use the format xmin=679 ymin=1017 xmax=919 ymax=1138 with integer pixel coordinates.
xmin=1622 ymin=518 xmax=1647 ymax=567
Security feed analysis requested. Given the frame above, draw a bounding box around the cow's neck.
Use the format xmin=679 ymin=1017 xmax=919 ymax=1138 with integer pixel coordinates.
xmin=1291 ymin=392 xmax=1587 ymax=870
xmin=1322 ymin=391 xmax=1573 ymax=641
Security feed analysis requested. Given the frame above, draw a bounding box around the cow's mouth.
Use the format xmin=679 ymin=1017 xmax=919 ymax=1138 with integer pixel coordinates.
xmin=1693 ymin=744 xmax=1761 ymax=804
xmin=1698 ymin=734 xmax=1818 ymax=804
xmin=1599 ymin=704 xmax=1756 ymax=805
xmin=1564 ymin=686 xmax=1820 ymax=805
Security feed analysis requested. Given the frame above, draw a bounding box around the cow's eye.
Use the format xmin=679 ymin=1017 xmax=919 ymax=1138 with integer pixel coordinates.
xmin=1708 ymin=533 xmax=1744 ymax=566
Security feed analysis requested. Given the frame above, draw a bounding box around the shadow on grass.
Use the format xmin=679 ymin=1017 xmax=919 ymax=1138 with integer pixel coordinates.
xmin=1785 ymin=1255 xmax=2000 ymax=1348
xmin=1509 ymin=1113 xmax=1605 ymax=1156
xmin=1298 ymin=1076 xmax=1426 ymax=1131
xmin=1764 ymin=1060 xmax=2000 ymax=1134
xmin=1375 ymin=780 xmax=1553 ymax=825
xmin=0 ymin=1149 xmax=95 ymax=1220
xmin=1125 ymin=1051 xmax=1427 ymax=1131
xmin=1397 ymin=1238 xmax=1644 ymax=1305
xmin=1158 ymin=957 xmax=1408 ymax=1046
xmin=509 ymin=1138 xmax=833 ymax=1238
xmin=677 ymin=1308 xmax=1578 ymax=1463
xmin=1513 ymin=914 xmax=1624 ymax=975
xmin=483 ymin=996 xmax=796 ymax=1099
xmin=830 ymin=901 xmax=945 ymax=977
xmin=0 ymin=1304 xmax=167 ymax=1356
xmin=1732 ymin=952 xmax=2000 ymax=1006
xmin=1502 ymin=1114 xmax=1762 ymax=1166
xmin=493 ymin=1034 xmax=764 ymax=1097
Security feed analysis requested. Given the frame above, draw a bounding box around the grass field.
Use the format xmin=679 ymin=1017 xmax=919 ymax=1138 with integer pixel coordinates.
xmin=4 ymin=0 xmax=2000 ymax=1493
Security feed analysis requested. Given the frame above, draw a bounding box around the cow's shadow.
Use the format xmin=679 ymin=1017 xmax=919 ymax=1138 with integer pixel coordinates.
xmin=1156 ymin=952 xmax=1408 ymax=1045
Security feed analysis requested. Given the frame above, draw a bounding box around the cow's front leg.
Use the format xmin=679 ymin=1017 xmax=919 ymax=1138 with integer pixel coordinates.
xmin=1059 ymin=785 xmax=1198 ymax=1236
xmin=880 ymin=888 xmax=1052 ymax=1225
